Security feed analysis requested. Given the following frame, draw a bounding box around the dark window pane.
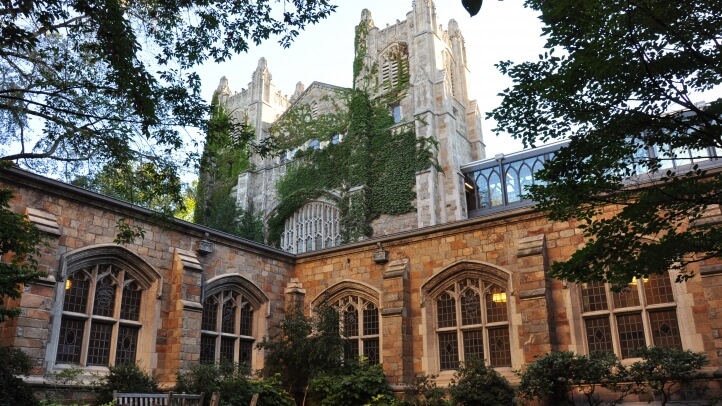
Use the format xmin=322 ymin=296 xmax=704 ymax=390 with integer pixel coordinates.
xmin=488 ymin=327 xmax=511 ymax=367
xmin=220 ymin=337 xmax=235 ymax=363
xmin=613 ymin=285 xmax=640 ymax=309
xmin=93 ymin=276 xmax=117 ymax=317
xmin=581 ymin=282 xmax=608 ymax=312
xmin=63 ymin=273 xmax=90 ymax=314
xmin=239 ymin=340 xmax=253 ymax=365
xmin=649 ymin=309 xmax=682 ymax=349
xmin=485 ymin=286 xmax=508 ymax=323
xmin=364 ymin=338 xmax=380 ymax=365
xmin=115 ymin=325 xmax=139 ymax=365
xmin=120 ymin=283 xmax=142 ymax=321
xmin=584 ymin=317 xmax=614 ymax=353
xmin=57 ymin=318 xmax=84 ymax=364
xmin=87 ymin=322 xmax=113 ymax=366
xmin=202 ymin=299 xmax=218 ymax=332
xmin=363 ymin=306 xmax=379 ymax=336
xmin=617 ymin=313 xmax=645 ymax=359
xmin=644 ymin=273 xmax=675 ymax=305
xmin=438 ymin=332 xmax=459 ymax=370
xmin=200 ymin=335 xmax=216 ymax=363
xmin=460 ymin=290 xmax=481 ymax=326
xmin=222 ymin=301 xmax=236 ymax=334
xmin=462 ymin=329 xmax=484 ymax=362
xmin=240 ymin=304 xmax=253 ymax=337
xmin=346 ymin=338 xmax=360 ymax=361
xmin=437 ymin=292 xmax=457 ymax=328
xmin=344 ymin=306 xmax=359 ymax=337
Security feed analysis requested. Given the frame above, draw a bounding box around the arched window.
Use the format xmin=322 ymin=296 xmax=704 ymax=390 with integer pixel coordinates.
xmin=422 ymin=262 xmax=513 ymax=372
xmin=339 ymin=295 xmax=380 ymax=364
xmin=201 ymin=275 xmax=268 ymax=367
xmin=52 ymin=245 xmax=162 ymax=368
xmin=281 ymin=201 xmax=341 ymax=254
xmin=580 ymin=272 xmax=681 ymax=358
xmin=380 ymin=43 xmax=409 ymax=91
xmin=313 ymin=281 xmax=381 ymax=364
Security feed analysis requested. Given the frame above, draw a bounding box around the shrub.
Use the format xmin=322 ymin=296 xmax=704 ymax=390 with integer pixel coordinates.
xmin=402 ymin=374 xmax=449 ymax=406
xmin=176 ymin=363 xmax=294 ymax=406
xmin=448 ymin=357 xmax=514 ymax=406
xmin=0 ymin=347 xmax=37 ymax=406
xmin=308 ymin=359 xmax=393 ymax=406
xmin=96 ymin=363 xmax=158 ymax=404
xmin=630 ymin=347 xmax=708 ymax=405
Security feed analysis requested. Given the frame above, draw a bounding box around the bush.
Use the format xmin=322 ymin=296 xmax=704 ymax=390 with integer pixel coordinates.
xmin=630 ymin=347 xmax=708 ymax=405
xmin=0 ymin=347 xmax=37 ymax=406
xmin=96 ymin=363 xmax=158 ymax=404
xmin=308 ymin=359 xmax=393 ymax=406
xmin=402 ymin=374 xmax=449 ymax=406
xmin=448 ymin=358 xmax=514 ymax=406
xmin=176 ymin=363 xmax=294 ymax=406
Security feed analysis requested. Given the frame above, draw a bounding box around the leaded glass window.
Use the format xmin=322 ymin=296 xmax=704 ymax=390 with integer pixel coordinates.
xmin=57 ymin=264 xmax=143 ymax=366
xmin=580 ymin=272 xmax=681 ymax=359
xmin=338 ymin=296 xmax=380 ymax=365
xmin=281 ymin=202 xmax=341 ymax=254
xmin=434 ymin=278 xmax=510 ymax=370
xmin=201 ymin=290 xmax=256 ymax=366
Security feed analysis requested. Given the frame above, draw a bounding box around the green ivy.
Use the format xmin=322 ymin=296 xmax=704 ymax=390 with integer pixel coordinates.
xmin=268 ymin=88 xmax=435 ymax=246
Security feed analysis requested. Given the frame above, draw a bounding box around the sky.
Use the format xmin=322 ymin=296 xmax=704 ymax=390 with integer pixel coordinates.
xmin=196 ymin=0 xmax=548 ymax=158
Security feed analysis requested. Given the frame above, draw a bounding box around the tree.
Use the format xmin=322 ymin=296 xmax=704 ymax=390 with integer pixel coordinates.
xmin=489 ymin=0 xmax=722 ymax=288
xmin=0 ymin=0 xmax=335 ymax=325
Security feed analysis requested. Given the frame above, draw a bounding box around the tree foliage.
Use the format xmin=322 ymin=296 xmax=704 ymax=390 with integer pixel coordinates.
xmin=629 ymin=347 xmax=708 ymax=405
xmin=0 ymin=166 xmax=44 ymax=322
xmin=489 ymin=0 xmax=722 ymax=287
xmin=257 ymin=305 xmax=348 ymax=396
xmin=448 ymin=358 xmax=514 ymax=406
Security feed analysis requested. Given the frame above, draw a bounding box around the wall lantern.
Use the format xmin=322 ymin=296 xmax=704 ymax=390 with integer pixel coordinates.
xmin=65 ymin=279 xmax=72 ymax=290
xmin=629 ymin=276 xmax=649 ymax=286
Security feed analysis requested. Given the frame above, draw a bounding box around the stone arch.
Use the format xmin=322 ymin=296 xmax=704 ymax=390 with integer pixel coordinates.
xmin=311 ymin=279 xmax=381 ymax=309
xmin=421 ymin=260 xmax=512 ymax=300
xmin=203 ymin=273 xmax=268 ymax=310
xmin=59 ymin=243 xmax=162 ymax=294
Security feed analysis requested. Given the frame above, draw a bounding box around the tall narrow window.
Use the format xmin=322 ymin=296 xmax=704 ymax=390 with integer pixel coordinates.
xmin=201 ymin=289 xmax=256 ymax=365
xmin=57 ymin=264 xmax=143 ymax=366
xmin=580 ymin=272 xmax=681 ymax=358
xmin=380 ymin=43 xmax=409 ymax=91
xmin=434 ymin=278 xmax=510 ymax=369
xmin=339 ymin=295 xmax=380 ymax=365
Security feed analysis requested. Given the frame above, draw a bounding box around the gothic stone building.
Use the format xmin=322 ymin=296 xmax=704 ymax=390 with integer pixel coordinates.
xmin=2 ymin=0 xmax=722 ymax=401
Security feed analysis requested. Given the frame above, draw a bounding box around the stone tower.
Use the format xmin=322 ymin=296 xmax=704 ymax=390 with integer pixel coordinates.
xmin=214 ymin=0 xmax=485 ymax=251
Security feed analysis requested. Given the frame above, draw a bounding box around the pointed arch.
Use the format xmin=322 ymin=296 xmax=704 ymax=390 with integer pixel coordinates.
xmin=203 ymin=273 xmax=268 ymax=310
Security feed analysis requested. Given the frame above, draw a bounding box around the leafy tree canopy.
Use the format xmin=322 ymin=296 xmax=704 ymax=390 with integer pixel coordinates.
xmin=0 ymin=0 xmax=336 ymax=182
xmin=489 ymin=0 xmax=722 ymax=288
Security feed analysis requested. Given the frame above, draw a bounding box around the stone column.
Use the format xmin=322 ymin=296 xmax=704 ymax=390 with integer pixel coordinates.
xmin=381 ymin=259 xmax=412 ymax=387
xmin=161 ymin=248 xmax=203 ymax=387
xmin=284 ymin=278 xmax=306 ymax=311
xmin=516 ymin=234 xmax=555 ymax=363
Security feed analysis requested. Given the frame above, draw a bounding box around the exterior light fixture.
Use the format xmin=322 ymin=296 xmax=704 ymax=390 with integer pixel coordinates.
xmin=65 ymin=279 xmax=72 ymax=290
xmin=492 ymin=292 xmax=507 ymax=303
xmin=629 ymin=276 xmax=649 ymax=286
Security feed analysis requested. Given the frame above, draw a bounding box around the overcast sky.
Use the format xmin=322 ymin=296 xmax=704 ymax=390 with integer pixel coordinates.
xmin=197 ymin=0 xmax=547 ymax=158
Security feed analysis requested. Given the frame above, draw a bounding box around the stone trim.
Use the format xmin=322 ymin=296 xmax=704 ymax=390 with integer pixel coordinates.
xmin=203 ymin=273 xmax=269 ymax=309
xmin=383 ymin=259 xmax=409 ymax=279
xmin=517 ymin=234 xmax=545 ymax=257
xmin=519 ymin=288 xmax=546 ymax=300
xmin=381 ymin=307 xmax=405 ymax=317
xmin=182 ymin=300 xmax=203 ymax=312
xmin=60 ymin=244 xmax=163 ymax=297
xmin=311 ymin=279 xmax=381 ymax=308
xmin=24 ymin=207 xmax=60 ymax=236
xmin=421 ymin=260 xmax=510 ymax=299
xmin=700 ymin=264 xmax=722 ymax=277
xmin=175 ymin=248 xmax=202 ymax=273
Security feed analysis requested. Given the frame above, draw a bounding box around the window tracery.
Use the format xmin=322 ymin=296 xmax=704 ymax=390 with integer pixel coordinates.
xmin=338 ymin=295 xmax=380 ymax=364
xmin=201 ymin=289 xmax=256 ymax=365
xmin=281 ymin=201 xmax=341 ymax=253
xmin=580 ymin=272 xmax=681 ymax=358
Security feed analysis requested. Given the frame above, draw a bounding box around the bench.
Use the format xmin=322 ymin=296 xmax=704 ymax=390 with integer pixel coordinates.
xmin=113 ymin=391 xmax=206 ymax=406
